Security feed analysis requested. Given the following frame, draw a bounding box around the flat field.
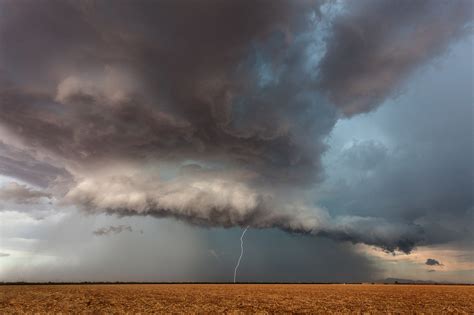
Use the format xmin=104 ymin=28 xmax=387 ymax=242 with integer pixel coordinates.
xmin=1 ymin=284 xmax=473 ymax=313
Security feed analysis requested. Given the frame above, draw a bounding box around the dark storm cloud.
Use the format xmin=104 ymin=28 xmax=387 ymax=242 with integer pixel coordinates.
xmin=425 ymin=258 xmax=442 ymax=266
xmin=0 ymin=182 xmax=51 ymax=204
xmin=319 ymin=37 xmax=473 ymax=251
xmin=0 ymin=0 xmax=471 ymax=253
xmin=0 ymin=141 xmax=70 ymax=188
xmin=319 ymin=0 xmax=473 ymax=115
xmin=0 ymin=0 xmax=329 ymax=184
xmin=93 ymin=225 xmax=133 ymax=236
xmin=63 ymin=167 xmax=424 ymax=253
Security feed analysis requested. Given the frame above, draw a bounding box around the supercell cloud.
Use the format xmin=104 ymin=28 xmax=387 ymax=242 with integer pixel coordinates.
xmin=0 ymin=0 xmax=472 ymax=254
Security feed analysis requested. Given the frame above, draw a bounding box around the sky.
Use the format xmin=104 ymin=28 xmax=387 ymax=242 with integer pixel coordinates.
xmin=0 ymin=0 xmax=472 ymax=283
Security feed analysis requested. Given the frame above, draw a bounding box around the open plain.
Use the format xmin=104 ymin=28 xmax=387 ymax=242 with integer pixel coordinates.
xmin=1 ymin=284 xmax=473 ymax=314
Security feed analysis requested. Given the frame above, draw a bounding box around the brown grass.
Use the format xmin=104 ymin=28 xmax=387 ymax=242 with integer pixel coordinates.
xmin=1 ymin=284 xmax=473 ymax=314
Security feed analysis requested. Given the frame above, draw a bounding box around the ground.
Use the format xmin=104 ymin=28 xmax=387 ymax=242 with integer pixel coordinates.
xmin=1 ymin=284 xmax=473 ymax=313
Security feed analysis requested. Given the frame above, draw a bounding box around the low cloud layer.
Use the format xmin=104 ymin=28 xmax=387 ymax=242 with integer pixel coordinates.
xmin=93 ymin=225 xmax=133 ymax=236
xmin=426 ymin=258 xmax=443 ymax=266
xmin=0 ymin=0 xmax=472 ymax=255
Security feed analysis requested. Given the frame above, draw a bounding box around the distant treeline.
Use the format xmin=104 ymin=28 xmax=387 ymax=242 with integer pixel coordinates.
xmin=1 ymin=282 xmax=472 ymax=286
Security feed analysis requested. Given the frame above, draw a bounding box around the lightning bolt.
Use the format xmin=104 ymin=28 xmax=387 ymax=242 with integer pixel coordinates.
xmin=233 ymin=225 xmax=249 ymax=283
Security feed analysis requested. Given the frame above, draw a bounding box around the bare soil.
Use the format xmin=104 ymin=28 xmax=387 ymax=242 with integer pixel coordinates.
xmin=1 ymin=284 xmax=473 ymax=314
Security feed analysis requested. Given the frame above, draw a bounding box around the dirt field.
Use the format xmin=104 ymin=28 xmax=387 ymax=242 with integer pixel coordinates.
xmin=1 ymin=284 xmax=473 ymax=313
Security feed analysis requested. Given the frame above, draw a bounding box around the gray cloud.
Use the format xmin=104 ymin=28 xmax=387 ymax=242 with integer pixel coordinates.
xmin=425 ymin=258 xmax=443 ymax=266
xmin=318 ymin=37 xmax=473 ymax=252
xmin=93 ymin=225 xmax=133 ymax=236
xmin=64 ymin=167 xmax=423 ymax=253
xmin=0 ymin=141 xmax=69 ymax=189
xmin=0 ymin=182 xmax=51 ymax=204
xmin=318 ymin=0 xmax=473 ymax=115
xmin=0 ymin=0 xmax=330 ymax=185
xmin=0 ymin=252 xmax=10 ymax=257
xmin=339 ymin=140 xmax=388 ymax=171
xmin=0 ymin=0 xmax=471 ymax=255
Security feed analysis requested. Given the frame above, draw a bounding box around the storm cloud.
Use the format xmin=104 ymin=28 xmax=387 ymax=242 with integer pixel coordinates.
xmin=0 ymin=182 xmax=51 ymax=204
xmin=93 ymin=225 xmax=133 ymax=236
xmin=0 ymin=0 xmax=472 ymax=254
xmin=318 ymin=0 xmax=473 ymax=115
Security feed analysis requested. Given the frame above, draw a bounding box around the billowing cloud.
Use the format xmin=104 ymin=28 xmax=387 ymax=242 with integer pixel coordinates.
xmin=93 ymin=225 xmax=133 ymax=236
xmin=0 ymin=182 xmax=51 ymax=204
xmin=63 ymin=164 xmax=424 ymax=252
xmin=318 ymin=0 xmax=473 ymax=115
xmin=0 ymin=0 xmax=472 ymax=255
